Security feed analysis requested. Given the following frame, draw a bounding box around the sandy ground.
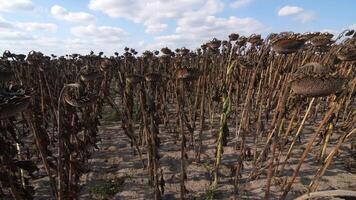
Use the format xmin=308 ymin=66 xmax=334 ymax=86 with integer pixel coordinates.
xmin=70 ymin=116 xmax=356 ymax=200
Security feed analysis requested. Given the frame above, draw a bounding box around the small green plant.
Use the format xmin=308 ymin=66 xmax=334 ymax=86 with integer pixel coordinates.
xmin=89 ymin=177 xmax=126 ymax=200
xmin=204 ymin=188 xmax=217 ymax=200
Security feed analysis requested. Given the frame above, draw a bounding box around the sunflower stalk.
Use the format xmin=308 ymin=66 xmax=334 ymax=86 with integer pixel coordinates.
xmin=212 ymin=54 xmax=236 ymax=187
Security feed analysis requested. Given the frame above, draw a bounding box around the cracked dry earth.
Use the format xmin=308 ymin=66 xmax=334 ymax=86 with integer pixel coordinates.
xmin=69 ymin=118 xmax=356 ymax=200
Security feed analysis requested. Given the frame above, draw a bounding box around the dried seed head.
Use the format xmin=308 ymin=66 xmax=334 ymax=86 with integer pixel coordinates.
xmin=0 ymin=96 xmax=31 ymax=119
xmin=309 ymin=33 xmax=334 ymax=47
xmin=71 ymin=53 xmax=79 ymax=58
xmin=144 ymin=73 xmax=162 ymax=82
xmin=100 ymin=58 xmax=112 ymax=71
xmin=130 ymin=49 xmax=138 ymax=55
xmin=64 ymin=93 xmax=98 ymax=108
xmin=272 ymin=38 xmax=305 ymax=54
xmin=15 ymin=54 xmax=26 ymax=61
xmin=337 ymin=46 xmax=356 ymax=61
xmin=345 ymin=30 xmax=355 ymax=37
xmin=180 ymin=47 xmax=190 ymax=56
xmin=196 ymin=48 xmax=202 ymax=55
xmin=221 ymin=40 xmax=228 ymax=46
xmin=229 ymin=33 xmax=239 ymax=41
xmin=248 ymin=34 xmax=263 ymax=45
xmin=236 ymin=56 xmax=256 ymax=70
xmin=296 ymin=62 xmax=332 ymax=75
xmin=80 ymin=67 xmax=103 ymax=82
xmin=26 ymin=51 xmax=44 ymax=65
xmin=266 ymin=33 xmax=278 ymax=43
xmin=208 ymin=38 xmax=221 ymax=49
xmin=126 ymin=74 xmax=144 ymax=85
xmin=143 ymin=50 xmax=154 ymax=58
xmin=80 ymin=72 xmax=102 ymax=81
xmin=2 ymin=50 xmax=14 ymax=58
xmin=0 ymin=86 xmax=26 ymax=97
xmin=291 ymin=61 xmax=345 ymax=97
xmin=291 ymin=75 xmax=345 ymax=97
xmin=236 ymin=36 xmax=247 ymax=46
xmin=201 ymin=44 xmax=208 ymax=51
xmin=161 ymin=47 xmax=172 ymax=55
xmin=303 ymin=32 xmax=321 ymax=39
xmin=176 ymin=67 xmax=200 ymax=81
xmin=124 ymin=52 xmax=133 ymax=58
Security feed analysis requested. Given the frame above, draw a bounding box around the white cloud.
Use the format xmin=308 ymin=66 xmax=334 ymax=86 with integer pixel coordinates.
xmin=0 ymin=0 xmax=265 ymax=55
xmin=0 ymin=34 xmax=129 ymax=55
xmin=0 ymin=18 xmax=129 ymax=55
xmin=151 ymin=15 xmax=264 ymax=49
xmin=0 ymin=17 xmax=57 ymax=32
xmin=144 ymin=21 xmax=168 ymax=34
xmin=51 ymin=5 xmax=95 ymax=23
xmin=89 ymin=0 xmax=224 ymax=33
xmin=176 ymin=16 xmax=263 ymax=36
xmin=0 ymin=0 xmax=34 ymax=12
xmin=89 ymin=0 xmax=263 ymax=50
xmin=0 ymin=31 xmax=33 ymax=40
xmin=70 ymin=25 xmax=128 ymax=42
xmin=278 ymin=6 xmax=304 ymax=16
xmin=0 ymin=16 xmax=14 ymax=28
xmin=17 ymin=22 xmax=57 ymax=31
xmin=278 ymin=5 xmax=316 ymax=23
xmin=295 ymin=11 xmax=316 ymax=23
xmin=230 ymin=0 xmax=253 ymax=9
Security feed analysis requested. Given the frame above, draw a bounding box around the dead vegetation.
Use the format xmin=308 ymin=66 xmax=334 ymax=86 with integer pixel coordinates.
xmin=0 ymin=29 xmax=355 ymax=200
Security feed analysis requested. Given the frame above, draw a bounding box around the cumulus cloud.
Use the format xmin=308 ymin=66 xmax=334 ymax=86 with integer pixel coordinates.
xmin=0 ymin=34 xmax=129 ymax=55
xmin=0 ymin=31 xmax=33 ymax=40
xmin=177 ymin=16 xmax=263 ymax=36
xmin=0 ymin=17 xmax=14 ymax=28
xmin=88 ymin=0 xmax=263 ymax=50
xmin=151 ymin=15 xmax=264 ymax=49
xmin=230 ymin=0 xmax=253 ymax=9
xmin=278 ymin=6 xmax=304 ymax=16
xmin=1 ymin=0 xmax=263 ymax=54
xmin=51 ymin=5 xmax=95 ymax=23
xmin=0 ymin=16 xmax=57 ymax=32
xmin=70 ymin=25 xmax=128 ymax=42
xmin=278 ymin=5 xmax=316 ymax=23
xmin=144 ymin=21 xmax=168 ymax=34
xmin=17 ymin=22 xmax=57 ymax=31
xmin=0 ymin=16 xmax=130 ymax=55
xmin=89 ymin=0 xmax=224 ymax=33
xmin=295 ymin=11 xmax=316 ymax=23
xmin=0 ymin=0 xmax=34 ymax=12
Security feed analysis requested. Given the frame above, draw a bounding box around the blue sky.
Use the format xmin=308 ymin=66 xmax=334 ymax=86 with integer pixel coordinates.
xmin=0 ymin=0 xmax=355 ymax=55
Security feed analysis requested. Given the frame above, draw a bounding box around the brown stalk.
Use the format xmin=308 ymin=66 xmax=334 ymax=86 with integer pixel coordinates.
xmin=281 ymin=99 xmax=340 ymax=199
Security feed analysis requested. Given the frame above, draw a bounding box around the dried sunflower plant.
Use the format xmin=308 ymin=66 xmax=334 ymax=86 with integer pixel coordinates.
xmin=0 ymin=29 xmax=355 ymax=200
